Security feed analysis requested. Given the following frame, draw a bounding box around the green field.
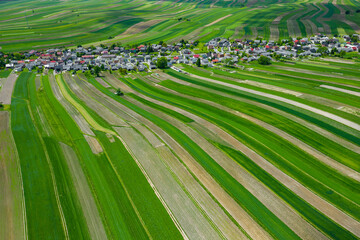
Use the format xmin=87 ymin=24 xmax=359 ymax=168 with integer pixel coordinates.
xmin=1 ymin=57 xmax=360 ymax=239
xmin=1 ymin=0 xmax=360 ymax=51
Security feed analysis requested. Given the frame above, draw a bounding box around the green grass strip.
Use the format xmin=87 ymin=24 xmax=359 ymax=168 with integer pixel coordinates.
xmin=95 ymin=131 xmax=184 ymax=239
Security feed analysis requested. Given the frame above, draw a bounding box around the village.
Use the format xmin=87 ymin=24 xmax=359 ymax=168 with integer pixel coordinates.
xmin=1 ymin=33 xmax=360 ymax=73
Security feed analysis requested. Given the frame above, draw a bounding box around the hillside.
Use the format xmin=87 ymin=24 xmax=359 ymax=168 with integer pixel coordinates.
xmin=1 ymin=59 xmax=360 ymax=239
xmin=1 ymin=0 xmax=360 ymax=51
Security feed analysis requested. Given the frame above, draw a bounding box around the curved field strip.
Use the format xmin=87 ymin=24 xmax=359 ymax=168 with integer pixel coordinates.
xmin=59 ymin=143 xmax=107 ymax=240
xmin=116 ymin=74 xmax=360 ymax=238
xmin=122 ymin=82 xmax=328 ymax=240
xmin=187 ymin=73 xmax=360 ymax=132
xmin=287 ymin=8 xmax=305 ymax=36
xmin=67 ymin=73 xmax=222 ymax=240
xmin=270 ymin=11 xmax=292 ymax=40
xmin=87 ymin=78 xmax=300 ymax=239
xmin=77 ymin=74 xmax=263 ymax=239
xmin=158 ymin=73 xmax=360 ymax=218
xmin=47 ymin=73 xmax=183 ymax=239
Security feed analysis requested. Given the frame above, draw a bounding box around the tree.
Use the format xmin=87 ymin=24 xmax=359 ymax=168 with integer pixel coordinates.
xmin=196 ymin=58 xmax=201 ymax=67
xmin=119 ymin=68 xmax=127 ymax=75
xmin=94 ymin=66 xmax=101 ymax=76
xmin=115 ymin=88 xmax=124 ymax=96
xmin=317 ymin=46 xmax=329 ymax=55
xmin=331 ymin=47 xmax=338 ymax=55
xmin=146 ymin=46 xmax=153 ymax=54
xmin=258 ymin=55 xmax=271 ymax=65
xmin=156 ymin=57 xmax=168 ymax=69
xmin=0 ymin=102 xmax=3 ymax=109
xmin=351 ymin=35 xmax=358 ymax=42
xmin=84 ymin=70 xmax=92 ymax=78
xmin=0 ymin=58 xmax=5 ymax=69
xmin=223 ymin=58 xmax=234 ymax=67
xmin=339 ymin=50 xmax=346 ymax=58
xmin=345 ymin=10 xmax=350 ymax=15
xmin=100 ymin=64 xmax=105 ymax=71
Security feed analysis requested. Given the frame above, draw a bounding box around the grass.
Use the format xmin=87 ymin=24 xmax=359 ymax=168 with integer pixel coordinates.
xmin=0 ymin=70 xmax=11 ymax=78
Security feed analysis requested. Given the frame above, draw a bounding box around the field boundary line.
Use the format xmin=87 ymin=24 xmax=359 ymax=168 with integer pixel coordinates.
xmin=25 ymin=100 xmax=69 ymax=239
xmin=115 ymin=135 xmax=189 ymax=240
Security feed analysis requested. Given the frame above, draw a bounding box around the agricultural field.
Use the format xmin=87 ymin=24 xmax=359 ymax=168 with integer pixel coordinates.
xmin=1 ymin=0 xmax=360 ymax=51
xmin=1 ymin=57 xmax=360 ymax=239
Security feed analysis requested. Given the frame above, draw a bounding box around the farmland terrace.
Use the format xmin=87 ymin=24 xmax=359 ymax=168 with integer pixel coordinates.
xmin=1 ymin=50 xmax=360 ymax=239
xmin=1 ymin=0 xmax=360 ymax=51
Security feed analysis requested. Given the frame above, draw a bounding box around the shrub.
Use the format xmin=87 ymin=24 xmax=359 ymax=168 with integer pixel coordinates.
xmin=156 ymin=57 xmax=168 ymax=69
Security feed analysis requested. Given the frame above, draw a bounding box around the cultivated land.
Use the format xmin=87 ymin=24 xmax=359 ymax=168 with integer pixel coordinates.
xmin=1 ymin=0 xmax=360 ymax=51
xmin=1 ymin=56 xmax=360 ymax=239
xmin=1 ymin=0 xmax=360 ymax=238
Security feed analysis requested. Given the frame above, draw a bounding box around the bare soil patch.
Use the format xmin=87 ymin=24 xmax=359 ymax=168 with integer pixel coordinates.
xmin=205 ymin=14 xmax=232 ymax=27
xmin=0 ymin=73 xmax=18 ymax=105
xmin=84 ymin=135 xmax=103 ymax=154
xmin=118 ymin=19 xmax=164 ymax=36
xmin=60 ymin=143 xmax=107 ymax=240
xmin=95 ymin=77 xmax=111 ymax=88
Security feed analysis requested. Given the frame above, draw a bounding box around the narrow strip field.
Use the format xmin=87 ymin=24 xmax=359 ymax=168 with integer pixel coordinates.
xmin=4 ymin=57 xmax=360 ymax=239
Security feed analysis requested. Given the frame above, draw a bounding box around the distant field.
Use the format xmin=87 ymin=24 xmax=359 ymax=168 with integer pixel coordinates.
xmin=1 ymin=0 xmax=360 ymax=51
xmin=1 ymin=58 xmax=360 ymax=239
